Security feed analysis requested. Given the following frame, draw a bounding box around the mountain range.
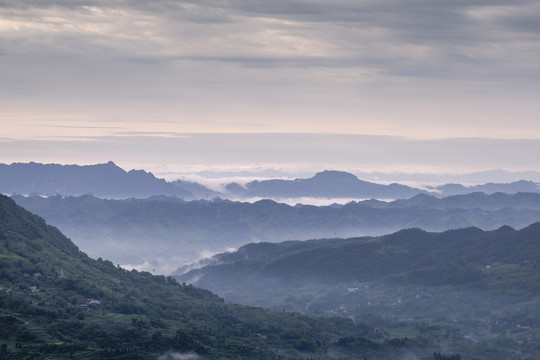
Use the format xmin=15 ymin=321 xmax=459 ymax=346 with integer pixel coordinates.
xmin=2 ymin=165 xmax=539 ymax=359
xmin=0 ymin=161 xmax=192 ymax=199
xmin=217 ymin=170 xmax=426 ymax=199
xmin=2 ymin=162 xmax=539 ymax=201
xmin=3 ymin=193 xmax=538 ymax=359
xmin=12 ymin=192 xmax=540 ymax=274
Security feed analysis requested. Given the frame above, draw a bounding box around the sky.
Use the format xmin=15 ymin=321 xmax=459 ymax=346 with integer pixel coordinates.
xmin=1 ymin=0 xmax=540 ymax=177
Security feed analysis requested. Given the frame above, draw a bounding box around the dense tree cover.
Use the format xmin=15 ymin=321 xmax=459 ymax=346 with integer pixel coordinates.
xmin=0 ymin=195 xmax=451 ymax=359
xmin=180 ymin=224 xmax=540 ymax=290
xmin=179 ymin=225 xmax=540 ymax=359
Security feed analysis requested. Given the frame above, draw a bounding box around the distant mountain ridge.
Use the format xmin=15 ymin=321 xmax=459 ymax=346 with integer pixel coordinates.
xmin=222 ymin=170 xmax=427 ymax=199
xmin=432 ymin=180 xmax=540 ymax=196
xmin=12 ymin=192 xmax=540 ymax=274
xmin=0 ymin=161 xmax=193 ymax=199
xmin=229 ymin=172 xmax=540 ymax=199
xmin=2 ymin=161 xmax=539 ymax=200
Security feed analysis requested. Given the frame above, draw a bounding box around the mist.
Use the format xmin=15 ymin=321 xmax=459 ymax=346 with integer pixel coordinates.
xmin=177 ymin=225 xmax=540 ymax=359
xmin=12 ymin=192 xmax=540 ymax=275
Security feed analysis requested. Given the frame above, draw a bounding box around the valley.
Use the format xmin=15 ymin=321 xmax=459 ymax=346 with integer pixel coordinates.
xmin=11 ymin=191 xmax=540 ymax=274
xmin=1 ymin=162 xmax=539 ymax=359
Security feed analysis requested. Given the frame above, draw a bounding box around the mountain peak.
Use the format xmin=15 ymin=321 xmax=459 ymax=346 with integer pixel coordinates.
xmin=0 ymin=162 xmax=192 ymax=199
xmin=311 ymin=170 xmax=360 ymax=182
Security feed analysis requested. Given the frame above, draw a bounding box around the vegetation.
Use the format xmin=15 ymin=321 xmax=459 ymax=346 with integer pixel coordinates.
xmin=179 ymin=225 xmax=540 ymax=359
xmin=0 ymin=194 xmax=456 ymax=359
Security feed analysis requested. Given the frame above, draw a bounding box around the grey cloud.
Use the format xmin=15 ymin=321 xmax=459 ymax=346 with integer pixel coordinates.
xmin=494 ymin=7 xmax=540 ymax=34
xmin=2 ymin=1 xmax=537 ymax=70
xmin=1 ymin=0 xmax=539 ymax=137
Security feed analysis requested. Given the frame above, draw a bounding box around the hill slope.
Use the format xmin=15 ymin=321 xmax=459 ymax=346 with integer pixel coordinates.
xmin=178 ymin=226 xmax=540 ymax=359
xmin=179 ymin=225 xmax=540 ymax=290
xmin=1 ymin=194 xmax=431 ymax=360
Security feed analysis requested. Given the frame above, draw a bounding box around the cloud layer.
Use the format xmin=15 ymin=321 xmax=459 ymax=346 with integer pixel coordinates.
xmin=1 ymin=0 xmax=539 ymax=171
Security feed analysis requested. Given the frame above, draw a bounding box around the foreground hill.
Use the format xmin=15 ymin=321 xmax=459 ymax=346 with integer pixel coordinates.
xmin=12 ymin=192 xmax=540 ymax=273
xmin=178 ymin=225 xmax=540 ymax=359
xmin=2 ymin=194 xmax=450 ymax=360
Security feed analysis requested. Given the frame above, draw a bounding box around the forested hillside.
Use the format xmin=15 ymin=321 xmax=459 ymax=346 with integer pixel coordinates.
xmin=183 ymin=225 xmax=540 ymax=288
xmin=179 ymin=225 xmax=540 ymax=359
xmin=0 ymin=194 xmax=445 ymax=359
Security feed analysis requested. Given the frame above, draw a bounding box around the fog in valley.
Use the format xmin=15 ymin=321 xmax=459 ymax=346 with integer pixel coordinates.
xmin=3 ymin=0 xmax=540 ymax=357
xmin=11 ymin=189 xmax=540 ymax=275
xmin=2 ymin=161 xmax=539 ymax=359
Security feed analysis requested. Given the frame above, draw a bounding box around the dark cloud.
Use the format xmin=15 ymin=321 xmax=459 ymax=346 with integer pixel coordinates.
xmin=490 ymin=5 xmax=540 ymax=34
xmin=2 ymin=1 xmax=537 ymax=72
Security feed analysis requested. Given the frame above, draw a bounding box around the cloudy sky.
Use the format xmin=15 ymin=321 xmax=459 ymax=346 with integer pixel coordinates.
xmin=1 ymin=0 xmax=539 ymax=176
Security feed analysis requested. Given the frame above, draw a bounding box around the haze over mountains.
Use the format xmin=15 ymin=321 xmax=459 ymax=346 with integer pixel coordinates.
xmin=2 ymin=161 xmax=540 ymax=359
xmin=12 ymin=192 xmax=540 ymax=274
xmin=1 ymin=162 xmax=539 ymax=202
xmin=3 ymin=161 xmax=540 ymax=274
xmin=5 ymin=0 xmax=540 ymax=357
xmin=0 ymin=161 xmax=191 ymax=199
xmin=2 ymin=191 xmax=539 ymax=359
xmin=179 ymin=224 xmax=540 ymax=296
xmin=2 ymin=194 xmax=396 ymax=360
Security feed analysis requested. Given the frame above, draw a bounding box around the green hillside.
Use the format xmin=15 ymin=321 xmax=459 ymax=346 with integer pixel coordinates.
xmin=179 ymin=226 xmax=540 ymax=359
xmin=0 ymin=194 xmax=437 ymax=360
xmin=180 ymin=225 xmax=540 ymax=292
